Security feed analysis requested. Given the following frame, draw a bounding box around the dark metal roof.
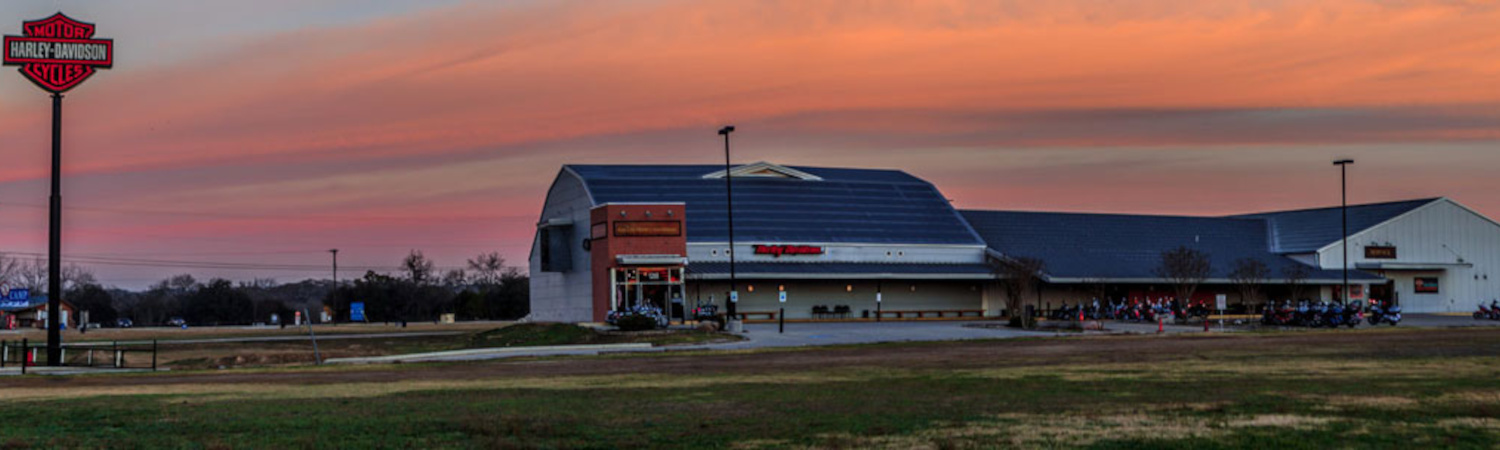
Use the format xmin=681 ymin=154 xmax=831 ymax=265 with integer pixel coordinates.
xmin=960 ymin=210 xmax=1383 ymax=282
xmin=566 ymin=164 xmax=983 ymax=245
xmin=686 ymin=262 xmax=993 ymax=279
xmin=1231 ymin=198 xmax=1438 ymax=253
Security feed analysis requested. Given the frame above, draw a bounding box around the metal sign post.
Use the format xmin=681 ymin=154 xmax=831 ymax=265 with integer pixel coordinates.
xmin=4 ymin=13 xmax=114 ymax=366
xmin=1216 ymin=294 xmax=1228 ymax=331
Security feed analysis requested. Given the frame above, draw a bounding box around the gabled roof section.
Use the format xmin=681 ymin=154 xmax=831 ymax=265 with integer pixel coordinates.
xmin=701 ymin=161 xmax=824 ymax=181
xmin=960 ymin=210 xmax=1382 ymax=282
xmin=562 ymin=164 xmax=984 ymax=245
xmin=1230 ymin=198 xmax=1440 ymax=253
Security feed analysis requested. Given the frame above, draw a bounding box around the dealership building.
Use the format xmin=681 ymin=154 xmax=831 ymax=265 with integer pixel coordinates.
xmin=529 ymin=162 xmax=1500 ymax=322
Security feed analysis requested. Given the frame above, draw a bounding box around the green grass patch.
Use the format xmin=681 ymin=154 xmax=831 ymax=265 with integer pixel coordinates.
xmin=5 ymin=329 xmax=1499 ymax=448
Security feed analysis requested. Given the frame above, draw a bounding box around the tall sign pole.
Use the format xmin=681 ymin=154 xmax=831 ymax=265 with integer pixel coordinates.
xmin=4 ymin=13 xmax=114 ymax=366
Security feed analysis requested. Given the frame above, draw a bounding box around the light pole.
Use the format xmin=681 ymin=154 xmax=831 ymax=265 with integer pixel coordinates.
xmin=718 ymin=126 xmax=739 ymax=331
xmin=1334 ymin=159 xmax=1353 ymax=306
xmin=329 ymin=249 xmax=339 ymax=322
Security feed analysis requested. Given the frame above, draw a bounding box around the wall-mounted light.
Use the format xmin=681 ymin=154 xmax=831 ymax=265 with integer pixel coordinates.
xmin=845 ymin=285 xmax=853 ymax=292
xmin=619 ymin=211 xmax=627 ymax=217
xmin=778 ymin=285 xmax=785 ymax=292
xmin=667 ymin=210 xmax=674 ymax=216
xmin=910 ymin=285 xmax=917 ymax=292
xmin=645 ymin=211 xmax=652 ymax=217
xmin=747 ymin=285 xmax=755 ymax=292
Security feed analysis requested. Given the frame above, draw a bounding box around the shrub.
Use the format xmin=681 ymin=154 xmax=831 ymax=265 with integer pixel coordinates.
xmin=615 ymin=314 xmax=659 ymax=332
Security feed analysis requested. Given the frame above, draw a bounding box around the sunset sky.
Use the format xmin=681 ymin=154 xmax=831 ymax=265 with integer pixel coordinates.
xmin=0 ymin=0 xmax=1497 ymax=288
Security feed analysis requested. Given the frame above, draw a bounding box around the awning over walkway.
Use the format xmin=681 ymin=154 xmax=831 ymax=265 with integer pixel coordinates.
xmin=686 ymin=262 xmax=994 ymax=280
xmin=1356 ymin=262 xmax=1472 ymax=271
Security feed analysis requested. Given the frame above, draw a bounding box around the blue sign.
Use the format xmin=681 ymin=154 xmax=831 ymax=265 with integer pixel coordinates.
xmin=7 ymin=288 xmax=28 ymax=301
xmin=350 ymin=302 xmax=366 ymax=322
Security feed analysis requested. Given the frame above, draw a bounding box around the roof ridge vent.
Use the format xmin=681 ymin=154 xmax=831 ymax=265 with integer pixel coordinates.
xmin=702 ymin=161 xmax=823 ymax=181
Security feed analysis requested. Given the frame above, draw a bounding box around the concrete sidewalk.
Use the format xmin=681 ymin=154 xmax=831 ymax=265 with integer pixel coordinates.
xmin=324 ymin=343 xmax=659 ymax=364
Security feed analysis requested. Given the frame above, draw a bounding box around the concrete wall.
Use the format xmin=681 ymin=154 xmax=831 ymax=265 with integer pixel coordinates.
xmin=527 ymin=170 xmax=596 ymax=322
xmin=1317 ymin=199 xmax=1500 ymax=312
xmin=688 ymin=280 xmax=984 ymax=319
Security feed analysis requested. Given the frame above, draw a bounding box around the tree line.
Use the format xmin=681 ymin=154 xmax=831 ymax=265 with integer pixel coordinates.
xmin=1 ymin=251 xmax=528 ymax=327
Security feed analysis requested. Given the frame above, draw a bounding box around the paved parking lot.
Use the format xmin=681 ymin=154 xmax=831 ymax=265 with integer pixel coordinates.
xmin=721 ymin=320 xmax=1052 ymax=349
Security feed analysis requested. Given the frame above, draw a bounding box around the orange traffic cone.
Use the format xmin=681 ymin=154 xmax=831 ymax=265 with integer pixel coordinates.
xmin=1157 ymin=319 xmax=1163 ymax=334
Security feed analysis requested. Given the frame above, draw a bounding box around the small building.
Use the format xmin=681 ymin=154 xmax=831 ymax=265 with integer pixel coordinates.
xmin=0 ymin=296 xmax=74 ymax=330
xmin=1235 ymin=198 xmax=1500 ymax=312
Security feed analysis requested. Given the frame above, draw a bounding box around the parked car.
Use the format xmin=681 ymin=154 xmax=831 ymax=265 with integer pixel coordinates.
xmin=167 ymin=317 xmax=186 ymax=327
xmin=115 ymin=318 xmax=133 ymax=328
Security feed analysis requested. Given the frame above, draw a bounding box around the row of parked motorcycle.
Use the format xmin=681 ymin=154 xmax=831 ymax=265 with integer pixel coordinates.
xmin=1260 ymin=299 xmax=1401 ymax=327
xmin=1048 ymin=299 xmax=1211 ymax=324
xmin=1475 ymin=300 xmax=1500 ymax=321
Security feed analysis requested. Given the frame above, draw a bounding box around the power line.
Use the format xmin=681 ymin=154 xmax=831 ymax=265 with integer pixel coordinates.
xmin=0 ymin=251 xmax=470 ymax=272
xmin=0 ymin=200 xmax=535 ymax=222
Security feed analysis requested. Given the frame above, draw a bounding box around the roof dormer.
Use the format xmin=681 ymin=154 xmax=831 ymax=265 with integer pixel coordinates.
xmin=701 ymin=161 xmax=823 ymax=181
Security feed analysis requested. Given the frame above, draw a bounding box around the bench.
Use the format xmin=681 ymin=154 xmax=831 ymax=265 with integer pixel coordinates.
xmin=731 ymin=311 xmax=778 ymax=321
xmin=876 ymin=309 xmax=985 ymax=319
xmin=812 ymin=305 xmax=853 ymax=319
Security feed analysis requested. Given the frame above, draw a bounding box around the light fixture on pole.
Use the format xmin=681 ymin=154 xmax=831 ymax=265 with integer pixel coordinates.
xmin=718 ymin=126 xmax=740 ymax=331
xmin=1333 ymin=159 xmax=1354 ymax=306
xmin=330 ymin=249 xmax=339 ymax=321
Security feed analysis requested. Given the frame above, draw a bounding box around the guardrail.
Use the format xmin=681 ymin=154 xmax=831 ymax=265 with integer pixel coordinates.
xmin=1 ymin=338 xmax=158 ymax=374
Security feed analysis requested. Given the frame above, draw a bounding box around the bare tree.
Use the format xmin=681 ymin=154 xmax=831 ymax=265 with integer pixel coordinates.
xmin=402 ymin=250 xmax=435 ymax=285
xmin=0 ymin=254 xmax=20 ymax=287
xmin=7 ymin=257 xmax=96 ymax=295
xmin=466 ymin=252 xmax=506 ymax=285
xmin=990 ymin=255 xmax=1046 ymax=328
xmin=1228 ymin=258 xmax=1270 ymax=308
xmin=1281 ymin=264 xmax=1312 ymax=301
xmin=442 ymin=269 xmax=469 ymax=288
xmin=1155 ymin=246 xmax=1212 ymax=304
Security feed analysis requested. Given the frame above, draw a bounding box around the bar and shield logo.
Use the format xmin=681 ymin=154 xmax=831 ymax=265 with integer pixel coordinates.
xmin=3 ymin=13 xmax=114 ymax=93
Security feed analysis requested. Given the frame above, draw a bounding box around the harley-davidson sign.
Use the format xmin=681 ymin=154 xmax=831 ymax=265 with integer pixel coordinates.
xmin=3 ymin=13 xmax=114 ymax=93
xmin=753 ymin=245 xmax=824 ymax=257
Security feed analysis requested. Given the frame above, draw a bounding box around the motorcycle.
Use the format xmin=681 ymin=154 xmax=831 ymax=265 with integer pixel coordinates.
xmin=1367 ymin=302 xmax=1402 ymax=326
xmin=1293 ymin=300 xmax=1314 ymax=327
xmin=1322 ymin=301 xmax=1346 ymax=328
xmin=1474 ymin=300 xmax=1500 ymax=320
xmin=1342 ymin=301 xmax=1363 ymax=328
xmin=606 ymin=304 xmax=670 ymax=328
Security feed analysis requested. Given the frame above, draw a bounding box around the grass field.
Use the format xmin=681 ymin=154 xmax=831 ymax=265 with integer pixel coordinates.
xmin=35 ymin=323 xmax=743 ymax=371
xmin=1 ymin=328 xmax=1498 ymax=448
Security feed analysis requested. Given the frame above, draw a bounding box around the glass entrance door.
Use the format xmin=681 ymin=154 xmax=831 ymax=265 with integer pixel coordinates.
xmin=612 ymin=267 xmax=685 ymax=319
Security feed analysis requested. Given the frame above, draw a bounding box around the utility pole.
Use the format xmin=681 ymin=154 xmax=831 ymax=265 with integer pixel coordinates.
xmin=1334 ymin=159 xmax=1354 ymax=306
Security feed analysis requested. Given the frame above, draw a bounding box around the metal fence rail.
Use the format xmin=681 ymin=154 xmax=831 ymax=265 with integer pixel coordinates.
xmin=1 ymin=338 xmax=158 ymax=374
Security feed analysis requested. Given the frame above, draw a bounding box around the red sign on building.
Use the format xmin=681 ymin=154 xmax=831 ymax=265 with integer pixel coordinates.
xmin=4 ymin=13 xmax=114 ymax=93
xmin=753 ymin=245 xmax=824 ymax=257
